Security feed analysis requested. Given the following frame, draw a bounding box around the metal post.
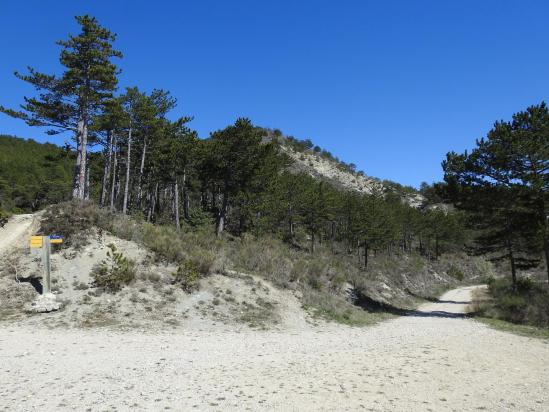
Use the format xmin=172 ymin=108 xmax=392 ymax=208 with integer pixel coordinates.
xmin=42 ymin=236 xmax=51 ymax=295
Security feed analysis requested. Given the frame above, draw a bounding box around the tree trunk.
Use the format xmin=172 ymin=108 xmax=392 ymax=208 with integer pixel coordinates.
xmin=174 ymin=179 xmax=180 ymax=231
xmin=122 ymin=124 xmax=132 ymax=215
xmin=543 ymin=239 xmax=549 ymax=285
xmin=136 ymin=138 xmax=147 ymax=208
xmin=509 ymin=247 xmax=517 ymax=290
xmin=110 ymin=135 xmax=118 ymax=211
xmin=100 ymin=130 xmax=114 ymax=207
xmin=239 ymin=214 xmax=246 ymax=236
xmin=310 ymin=231 xmax=315 ymax=253
xmin=210 ymin=186 xmax=216 ymax=210
xmin=72 ymin=142 xmax=82 ymax=199
xmin=289 ymin=217 xmax=294 ymax=238
xmin=364 ymin=242 xmax=369 ymax=270
xmin=535 ymin=195 xmax=549 ymax=284
xmin=200 ymin=189 xmax=208 ymax=211
xmin=72 ymin=117 xmax=88 ymax=200
xmin=331 ymin=221 xmax=336 ymax=254
xmin=182 ymin=170 xmax=190 ymax=221
xmin=115 ymin=167 xmax=121 ymax=206
xmin=84 ymin=161 xmax=90 ymax=200
xmin=216 ymin=192 xmax=229 ymax=236
xmin=148 ymin=182 xmax=159 ymax=222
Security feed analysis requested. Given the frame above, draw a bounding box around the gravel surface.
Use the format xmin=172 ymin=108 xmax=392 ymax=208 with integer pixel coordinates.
xmin=1 ymin=286 xmax=548 ymax=411
xmin=0 ymin=214 xmax=33 ymax=252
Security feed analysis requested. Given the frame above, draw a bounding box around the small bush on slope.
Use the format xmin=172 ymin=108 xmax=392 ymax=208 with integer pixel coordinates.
xmin=0 ymin=209 xmax=10 ymax=227
xmin=40 ymin=200 xmax=113 ymax=249
xmin=91 ymin=243 xmax=136 ymax=293
xmin=173 ymin=260 xmax=201 ymax=293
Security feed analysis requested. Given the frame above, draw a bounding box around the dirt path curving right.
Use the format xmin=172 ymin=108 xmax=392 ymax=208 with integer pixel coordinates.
xmin=0 ymin=284 xmax=548 ymax=410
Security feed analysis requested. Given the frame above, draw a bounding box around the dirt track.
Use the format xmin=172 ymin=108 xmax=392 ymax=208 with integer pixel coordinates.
xmin=0 ymin=286 xmax=547 ymax=411
xmin=0 ymin=214 xmax=33 ymax=253
xmin=0 ymin=216 xmax=548 ymax=411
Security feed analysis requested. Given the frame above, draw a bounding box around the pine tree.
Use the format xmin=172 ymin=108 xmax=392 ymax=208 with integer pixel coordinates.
xmin=93 ymin=98 xmax=125 ymax=208
xmin=298 ymin=181 xmax=335 ymax=253
xmin=444 ymin=136 xmax=542 ymax=287
xmin=203 ymin=119 xmax=281 ymax=236
xmin=153 ymin=118 xmax=198 ymax=229
xmin=0 ymin=15 xmax=122 ymax=200
xmin=358 ymin=187 xmax=396 ymax=268
xmin=505 ymin=103 xmax=549 ymax=282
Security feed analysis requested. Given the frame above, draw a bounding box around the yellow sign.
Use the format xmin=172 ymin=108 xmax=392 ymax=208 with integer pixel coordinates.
xmin=30 ymin=236 xmax=43 ymax=248
xmin=49 ymin=238 xmax=63 ymax=244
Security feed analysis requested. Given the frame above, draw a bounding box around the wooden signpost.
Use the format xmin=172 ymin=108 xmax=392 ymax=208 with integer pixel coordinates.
xmin=29 ymin=234 xmax=63 ymax=296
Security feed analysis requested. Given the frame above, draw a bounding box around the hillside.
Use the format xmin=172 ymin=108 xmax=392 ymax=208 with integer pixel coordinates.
xmin=0 ymin=135 xmax=73 ymax=212
xmin=267 ymin=130 xmax=426 ymax=207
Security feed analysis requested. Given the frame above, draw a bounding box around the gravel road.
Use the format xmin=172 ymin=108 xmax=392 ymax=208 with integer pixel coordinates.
xmin=1 ymin=286 xmax=548 ymax=411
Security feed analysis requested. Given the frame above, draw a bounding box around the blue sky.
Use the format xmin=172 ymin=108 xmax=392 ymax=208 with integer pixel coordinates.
xmin=1 ymin=1 xmax=549 ymax=187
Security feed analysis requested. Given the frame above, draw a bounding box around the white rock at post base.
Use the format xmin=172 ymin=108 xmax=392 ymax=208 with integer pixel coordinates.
xmin=28 ymin=293 xmax=61 ymax=313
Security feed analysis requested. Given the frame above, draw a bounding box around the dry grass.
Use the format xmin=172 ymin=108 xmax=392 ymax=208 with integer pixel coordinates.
xmin=39 ymin=201 xmax=491 ymax=327
xmin=475 ymin=317 xmax=549 ymax=340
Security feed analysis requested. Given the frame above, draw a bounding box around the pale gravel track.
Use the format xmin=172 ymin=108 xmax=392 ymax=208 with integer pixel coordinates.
xmin=1 ymin=286 xmax=548 ymax=411
xmin=0 ymin=217 xmax=548 ymax=411
xmin=0 ymin=214 xmax=33 ymax=254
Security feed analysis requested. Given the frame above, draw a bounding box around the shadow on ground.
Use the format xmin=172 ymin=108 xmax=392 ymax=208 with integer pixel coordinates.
xmin=352 ymin=288 xmax=474 ymax=319
xmin=17 ymin=276 xmax=43 ymax=294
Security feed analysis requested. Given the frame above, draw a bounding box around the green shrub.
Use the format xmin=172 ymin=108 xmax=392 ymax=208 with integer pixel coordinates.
xmin=472 ymin=256 xmax=496 ymax=279
xmin=91 ymin=243 xmax=136 ymax=293
xmin=484 ymin=277 xmax=549 ymax=328
xmin=41 ymin=201 xmax=113 ymax=249
xmin=290 ymin=259 xmax=307 ymax=283
xmin=173 ymin=260 xmax=201 ymax=293
xmin=302 ymin=288 xmax=390 ymax=326
xmin=0 ymin=209 xmax=10 ymax=227
xmin=306 ymin=272 xmax=323 ymax=290
xmin=146 ymin=272 xmax=162 ymax=283
xmin=516 ymin=277 xmax=536 ymax=292
xmin=410 ymin=255 xmax=425 ymax=272
xmin=447 ymin=265 xmax=465 ymax=281
xmin=188 ymin=249 xmax=216 ymax=276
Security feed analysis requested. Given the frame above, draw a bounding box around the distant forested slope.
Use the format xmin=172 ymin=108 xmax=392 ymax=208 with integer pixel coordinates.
xmin=0 ymin=135 xmax=73 ymax=212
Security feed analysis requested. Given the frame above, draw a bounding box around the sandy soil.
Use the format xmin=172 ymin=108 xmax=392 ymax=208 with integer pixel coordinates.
xmin=1 ymin=216 xmax=548 ymax=411
xmin=0 ymin=214 xmax=34 ymax=251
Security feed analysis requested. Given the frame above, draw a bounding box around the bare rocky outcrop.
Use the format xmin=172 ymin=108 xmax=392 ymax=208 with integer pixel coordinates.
xmin=277 ymin=140 xmax=427 ymax=208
